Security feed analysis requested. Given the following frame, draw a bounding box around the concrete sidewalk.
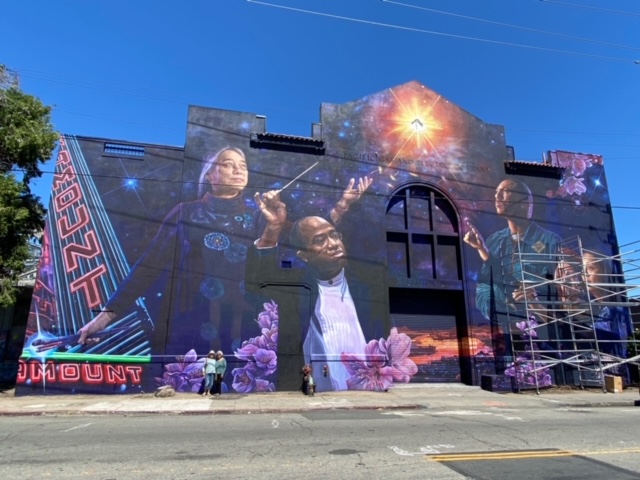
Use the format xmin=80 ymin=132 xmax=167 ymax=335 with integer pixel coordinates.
xmin=1 ymin=384 xmax=639 ymax=416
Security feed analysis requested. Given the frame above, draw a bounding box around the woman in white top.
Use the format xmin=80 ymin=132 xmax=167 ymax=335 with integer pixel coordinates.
xmin=202 ymin=351 xmax=217 ymax=396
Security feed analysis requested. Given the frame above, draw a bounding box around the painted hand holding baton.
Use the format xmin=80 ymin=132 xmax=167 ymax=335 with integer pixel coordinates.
xmin=274 ymin=161 xmax=319 ymax=193
xmin=31 ymin=326 xmax=134 ymax=353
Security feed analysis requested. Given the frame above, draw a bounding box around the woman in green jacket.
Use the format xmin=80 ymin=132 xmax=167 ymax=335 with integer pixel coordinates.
xmin=214 ymin=351 xmax=227 ymax=395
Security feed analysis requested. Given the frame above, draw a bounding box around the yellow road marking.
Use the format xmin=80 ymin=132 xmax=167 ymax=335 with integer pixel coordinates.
xmin=428 ymin=448 xmax=640 ymax=462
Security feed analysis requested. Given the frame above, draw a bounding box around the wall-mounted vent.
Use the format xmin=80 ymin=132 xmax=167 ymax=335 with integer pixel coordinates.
xmin=250 ymin=133 xmax=325 ymax=155
xmin=104 ymin=142 xmax=145 ymax=158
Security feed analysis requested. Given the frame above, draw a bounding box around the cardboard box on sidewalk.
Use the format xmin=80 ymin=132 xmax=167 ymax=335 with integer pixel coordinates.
xmin=605 ymin=375 xmax=623 ymax=393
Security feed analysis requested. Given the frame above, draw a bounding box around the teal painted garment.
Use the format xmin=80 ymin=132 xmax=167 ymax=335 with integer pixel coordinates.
xmin=204 ymin=357 xmax=217 ymax=374
xmin=475 ymin=222 xmax=561 ymax=321
xmin=215 ymin=357 xmax=227 ymax=375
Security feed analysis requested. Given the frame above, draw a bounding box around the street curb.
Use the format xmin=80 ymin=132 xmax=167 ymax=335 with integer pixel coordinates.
xmin=560 ymin=402 xmax=639 ymax=408
xmin=0 ymin=403 xmax=423 ymax=417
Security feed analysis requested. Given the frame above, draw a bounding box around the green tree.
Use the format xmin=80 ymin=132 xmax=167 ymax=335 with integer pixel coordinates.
xmin=0 ymin=65 xmax=58 ymax=307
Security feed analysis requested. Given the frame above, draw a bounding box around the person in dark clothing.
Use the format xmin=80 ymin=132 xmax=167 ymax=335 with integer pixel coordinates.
xmin=300 ymin=364 xmax=313 ymax=395
xmin=77 ymin=147 xmax=287 ymax=359
xmin=213 ymin=350 xmax=227 ymax=395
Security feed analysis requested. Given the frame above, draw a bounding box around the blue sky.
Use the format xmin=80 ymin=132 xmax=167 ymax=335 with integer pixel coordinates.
xmin=3 ymin=0 xmax=639 ymax=248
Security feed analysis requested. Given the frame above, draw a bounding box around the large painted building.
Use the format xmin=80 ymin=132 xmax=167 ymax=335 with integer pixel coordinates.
xmin=17 ymin=81 xmax=635 ymax=395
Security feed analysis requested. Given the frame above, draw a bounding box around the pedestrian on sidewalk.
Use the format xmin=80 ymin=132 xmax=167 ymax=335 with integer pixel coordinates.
xmin=213 ymin=351 xmax=227 ymax=395
xmin=300 ymin=364 xmax=313 ymax=395
xmin=202 ymin=351 xmax=217 ymax=396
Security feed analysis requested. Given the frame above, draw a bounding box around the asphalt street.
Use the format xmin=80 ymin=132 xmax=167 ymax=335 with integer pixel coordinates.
xmin=2 ymin=404 xmax=640 ymax=479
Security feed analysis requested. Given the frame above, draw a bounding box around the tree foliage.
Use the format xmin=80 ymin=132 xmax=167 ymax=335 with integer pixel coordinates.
xmin=0 ymin=65 xmax=58 ymax=307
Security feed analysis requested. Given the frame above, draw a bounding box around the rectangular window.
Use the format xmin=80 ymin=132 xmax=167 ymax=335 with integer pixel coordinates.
xmin=103 ymin=143 xmax=145 ymax=158
xmin=411 ymin=234 xmax=435 ymax=280
xmin=387 ymin=232 xmax=409 ymax=279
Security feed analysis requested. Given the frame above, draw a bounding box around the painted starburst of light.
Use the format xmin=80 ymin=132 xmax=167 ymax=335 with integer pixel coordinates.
xmin=385 ymin=93 xmax=443 ymax=154
xmin=123 ymin=178 xmax=139 ymax=191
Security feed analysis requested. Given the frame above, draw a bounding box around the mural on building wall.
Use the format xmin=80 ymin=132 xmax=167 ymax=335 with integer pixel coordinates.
xmin=17 ymin=82 xmax=632 ymax=395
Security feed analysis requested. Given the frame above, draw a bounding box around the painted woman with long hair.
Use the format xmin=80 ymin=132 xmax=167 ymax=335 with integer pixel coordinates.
xmin=78 ymin=146 xmax=286 ymax=357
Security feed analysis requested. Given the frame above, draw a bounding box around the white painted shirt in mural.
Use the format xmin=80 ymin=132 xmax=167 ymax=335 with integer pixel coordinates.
xmin=303 ymin=268 xmax=367 ymax=390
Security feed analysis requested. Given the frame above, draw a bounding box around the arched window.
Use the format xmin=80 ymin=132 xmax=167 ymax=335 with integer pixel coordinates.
xmin=386 ymin=185 xmax=462 ymax=288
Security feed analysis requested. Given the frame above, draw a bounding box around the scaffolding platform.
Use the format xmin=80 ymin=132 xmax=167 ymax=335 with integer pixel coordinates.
xmin=499 ymin=235 xmax=640 ymax=393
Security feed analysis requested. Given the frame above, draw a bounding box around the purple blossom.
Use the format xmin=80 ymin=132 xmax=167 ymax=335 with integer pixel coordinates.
xmin=258 ymin=301 xmax=278 ymax=323
xmin=382 ymin=327 xmax=419 ymax=382
xmin=562 ymin=176 xmax=587 ymax=196
xmin=261 ymin=324 xmax=278 ymax=349
xmin=546 ymin=152 xmax=595 ymax=201
xmin=235 ymin=342 xmax=260 ymax=362
xmin=342 ymin=328 xmax=418 ymax=391
xmin=342 ymin=340 xmax=395 ymax=391
xmin=504 ymin=355 xmax=552 ymax=387
xmin=257 ymin=312 xmax=273 ymax=330
xmin=507 ymin=317 xmax=554 ymax=388
xmin=231 ymin=365 xmax=256 ymax=393
xmin=155 ymin=348 xmax=205 ymax=392
xmin=254 ymin=348 xmax=277 ymax=374
xmin=554 ymin=153 xmax=593 ymax=177
xmin=255 ymin=379 xmax=275 ymax=392
xmin=233 ymin=301 xmax=279 ymax=393
xmin=515 ymin=317 xmax=539 ymax=338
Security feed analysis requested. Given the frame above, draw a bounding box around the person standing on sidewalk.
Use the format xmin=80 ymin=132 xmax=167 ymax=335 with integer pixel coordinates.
xmin=214 ymin=351 xmax=227 ymax=395
xmin=202 ymin=351 xmax=217 ymax=396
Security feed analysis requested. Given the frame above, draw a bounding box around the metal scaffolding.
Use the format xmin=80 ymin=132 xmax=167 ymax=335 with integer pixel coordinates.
xmin=501 ymin=235 xmax=640 ymax=393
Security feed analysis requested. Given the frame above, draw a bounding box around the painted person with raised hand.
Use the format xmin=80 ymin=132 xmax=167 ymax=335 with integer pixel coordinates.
xmin=77 ymin=146 xmax=286 ymax=360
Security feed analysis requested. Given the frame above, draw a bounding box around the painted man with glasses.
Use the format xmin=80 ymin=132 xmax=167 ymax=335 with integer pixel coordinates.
xmin=288 ymin=216 xmax=378 ymax=391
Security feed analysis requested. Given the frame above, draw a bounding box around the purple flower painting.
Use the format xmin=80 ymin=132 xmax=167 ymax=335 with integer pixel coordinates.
xmin=504 ymin=355 xmax=552 ymax=388
xmin=515 ymin=316 xmax=539 ymax=339
xmin=341 ymin=328 xmax=418 ymax=391
xmin=232 ymin=300 xmax=279 ymax=393
xmin=155 ymin=349 xmax=205 ymax=393
xmin=546 ymin=151 xmax=603 ymax=204
xmin=508 ymin=315 xmax=554 ymax=388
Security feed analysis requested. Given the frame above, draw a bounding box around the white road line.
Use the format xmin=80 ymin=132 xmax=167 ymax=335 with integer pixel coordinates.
xmin=381 ymin=411 xmax=425 ymax=417
xmin=61 ymin=423 xmax=93 ymax=432
xmin=432 ymin=410 xmax=526 ymax=422
xmin=388 ymin=445 xmax=455 ymax=456
xmin=540 ymin=398 xmax=562 ymax=403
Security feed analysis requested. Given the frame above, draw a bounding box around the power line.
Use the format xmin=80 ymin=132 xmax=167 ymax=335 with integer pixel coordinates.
xmin=506 ymin=139 xmax=640 ymax=147
xmin=16 ymin=68 xmax=318 ymax=117
xmin=58 ymin=110 xmax=183 ymax=133
xmin=54 ymin=105 xmax=640 ymax=146
xmin=13 ymin=67 xmax=640 ymax=141
xmin=55 ymin=108 xmax=640 ymax=150
xmin=20 ymin=72 xmax=315 ymax=128
xmin=383 ymin=0 xmax=640 ymax=52
xmin=10 ymin=70 xmax=640 ymax=157
xmin=509 ymin=128 xmax=640 ymax=137
xmin=539 ymin=0 xmax=640 ymax=18
xmin=246 ymin=0 xmax=638 ymax=64
xmin=60 ymin=108 xmax=640 ymax=143
xmin=9 ymin=166 xmax=640 ymax=211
